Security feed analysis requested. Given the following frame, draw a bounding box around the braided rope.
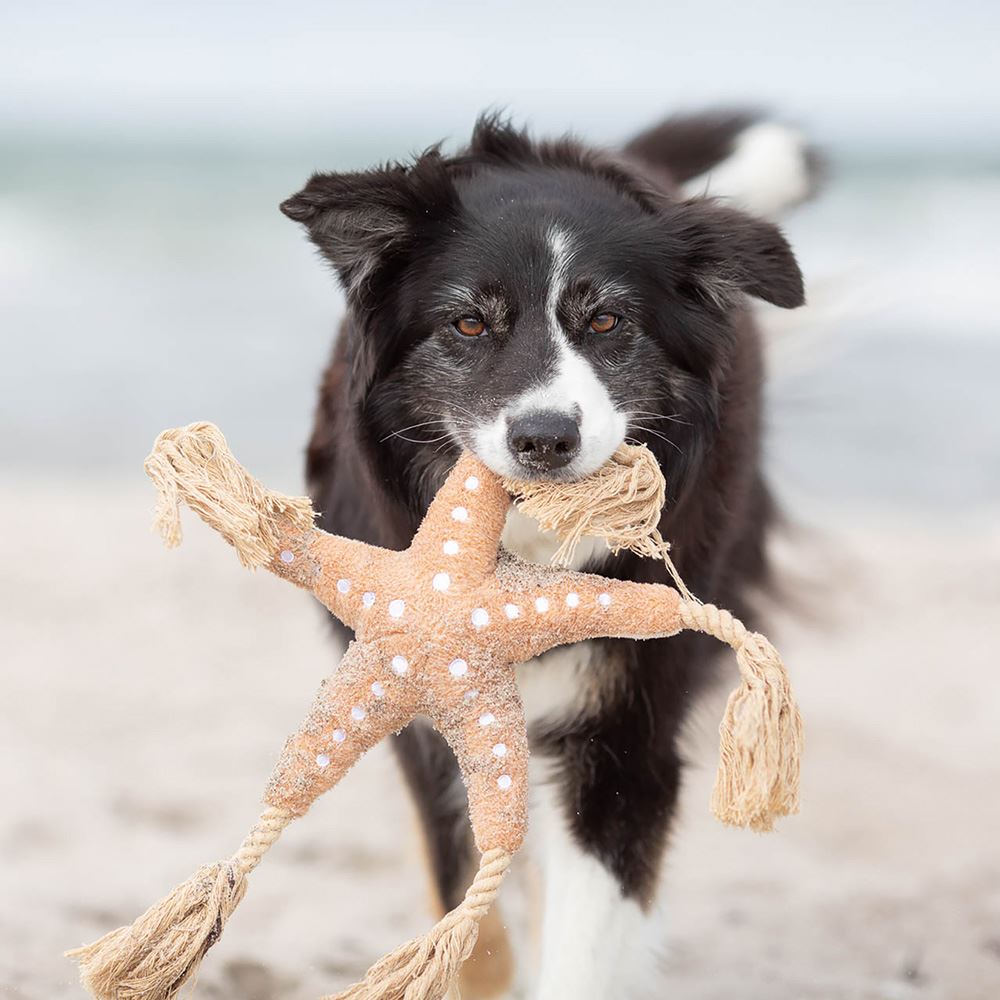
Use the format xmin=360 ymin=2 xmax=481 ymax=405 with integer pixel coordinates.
xmin=677 ymin=600 xmax=748 ymax=650
xmin=234 ymin=806 xmax=294 ymax=874
xmin=455 ymin=847 xmax=511 ymax=922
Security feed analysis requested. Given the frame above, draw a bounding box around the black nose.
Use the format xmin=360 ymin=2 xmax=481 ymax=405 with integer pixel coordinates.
xmin=507 ymin=411 xmax=581 ymax=472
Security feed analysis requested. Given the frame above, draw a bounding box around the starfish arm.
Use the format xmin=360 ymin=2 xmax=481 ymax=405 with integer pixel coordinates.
xmin=408 ymin=452 xmax=512 ymax=591
xmin=263 ymin=640 xmax=419 ymax=817
xmin=496 ymin=570 xmax=685 ymax=661
xmin=427 ymin=668 xmax=528 ymax=856
xmin=266 ymin=524 xmax=394 ymax=631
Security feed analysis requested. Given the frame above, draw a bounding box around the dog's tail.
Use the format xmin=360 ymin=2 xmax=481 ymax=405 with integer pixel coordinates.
xmin=623 ymin=110 xmax=822 ymax=219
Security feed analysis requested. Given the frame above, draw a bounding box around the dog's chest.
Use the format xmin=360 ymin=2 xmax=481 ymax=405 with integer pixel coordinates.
xmin=502 ymin=508 xmax=608 ymax=727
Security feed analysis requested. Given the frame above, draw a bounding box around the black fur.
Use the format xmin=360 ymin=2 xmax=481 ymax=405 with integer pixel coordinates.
xmin=286 ymin=112 xmax=806 ymax=911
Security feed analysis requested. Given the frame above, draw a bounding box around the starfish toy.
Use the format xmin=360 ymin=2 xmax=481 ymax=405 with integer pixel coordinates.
xmin=68 ymin=422 xmax=802 ymax=1000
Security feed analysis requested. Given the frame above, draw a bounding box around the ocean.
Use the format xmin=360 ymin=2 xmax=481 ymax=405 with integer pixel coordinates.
xmin=1 ymin=136 xmax=997 ymax=522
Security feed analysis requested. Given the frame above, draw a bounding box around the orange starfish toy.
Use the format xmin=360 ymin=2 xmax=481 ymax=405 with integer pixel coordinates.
xmin=68 ymin=422 xmax=802 ymax=1000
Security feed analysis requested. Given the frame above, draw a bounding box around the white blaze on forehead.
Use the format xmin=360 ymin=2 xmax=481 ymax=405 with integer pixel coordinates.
xmin=470 ymin=226 xmax=627 ymax=479
xmin=546 ymin=226 xmax=575 ymax=333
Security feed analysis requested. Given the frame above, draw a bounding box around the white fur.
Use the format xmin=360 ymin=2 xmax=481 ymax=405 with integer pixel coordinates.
xmin=684 ymin=121 xmax=811 ymax=219
xmin=502 ymin=505 xmax=609 ymax=571
xmin=515 ymin=639 xmax=597 ymax=728
xmin=471 ymin=229 xmax=627 ymax=480
xmin=528 ymin=761 xmax=663 ymax=1000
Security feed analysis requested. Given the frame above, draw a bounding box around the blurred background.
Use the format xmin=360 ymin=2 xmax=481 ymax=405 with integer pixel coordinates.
xmin=2 ymin=2 xmax=998 ymax=998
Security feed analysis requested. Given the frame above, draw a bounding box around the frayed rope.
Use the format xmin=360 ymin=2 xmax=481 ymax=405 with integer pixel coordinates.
xmin=144 ymin=421 xmax=315 ymax=568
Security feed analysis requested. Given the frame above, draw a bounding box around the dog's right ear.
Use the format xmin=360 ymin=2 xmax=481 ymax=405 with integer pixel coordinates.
xmin=280 ymin=150 xmax=456 ymax=303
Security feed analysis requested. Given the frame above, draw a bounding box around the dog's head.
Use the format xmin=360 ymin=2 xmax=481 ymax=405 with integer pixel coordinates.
xmin=282 ymin=116 xmax=803 ymax=502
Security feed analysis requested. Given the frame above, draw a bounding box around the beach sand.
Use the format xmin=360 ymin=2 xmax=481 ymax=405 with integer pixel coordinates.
xmin=3 ymin=482 xmax=999 ymax=1000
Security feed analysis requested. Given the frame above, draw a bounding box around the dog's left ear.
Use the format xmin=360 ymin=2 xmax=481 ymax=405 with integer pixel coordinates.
xmin=666 ymin=200 xmax=805 ymax=309
xmin=280 ymin=150 xmax=456 ymax=304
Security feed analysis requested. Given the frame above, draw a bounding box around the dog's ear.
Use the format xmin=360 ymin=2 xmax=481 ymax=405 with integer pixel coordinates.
xmin=280 ymin=150 xmax=457 ymax=303
xmin=665 ymin=200 xmax=804 ymax=309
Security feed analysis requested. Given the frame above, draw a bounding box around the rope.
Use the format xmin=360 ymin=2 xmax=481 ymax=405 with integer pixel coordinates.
xmin=324 ymin=848 xmax=512 ymax=1000
xmin=66 ymin=806 xmax=296 ymax=1000
xmin=144 ymin=422 xmax=315 ymax=568
xmin=234 ymin=806 xmax=294 ymax=874
xmin=504 ymin=442 xmax=695 ymax=601
xmin=677 ymin=600 xmax=748 ymax=650
xmin=677 ymin=599 xmax=802 ymax=831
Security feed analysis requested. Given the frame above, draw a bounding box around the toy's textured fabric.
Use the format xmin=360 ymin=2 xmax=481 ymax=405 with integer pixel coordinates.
xmin=263 ymin=451 xmax=682 ymax=852
xmin=68 ymin=423 xmax=801 ymax=1000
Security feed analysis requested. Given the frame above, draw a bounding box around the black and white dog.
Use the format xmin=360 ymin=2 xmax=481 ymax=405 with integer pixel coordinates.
xmin=281 ymin=111 xmax=816 ymax=998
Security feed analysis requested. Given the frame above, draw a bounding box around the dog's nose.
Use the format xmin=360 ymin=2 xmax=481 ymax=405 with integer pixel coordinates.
xmin=507 ymin=411 xmax=581 ymax=472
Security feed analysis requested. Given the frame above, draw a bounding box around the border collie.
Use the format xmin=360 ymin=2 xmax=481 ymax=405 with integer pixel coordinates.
xmin=281 ymin=110 xmax=817 ymax=998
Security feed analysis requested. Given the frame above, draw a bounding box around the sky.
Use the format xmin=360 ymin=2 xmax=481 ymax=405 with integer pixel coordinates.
xmin=2 ymin=0 xmax=999 ymax=151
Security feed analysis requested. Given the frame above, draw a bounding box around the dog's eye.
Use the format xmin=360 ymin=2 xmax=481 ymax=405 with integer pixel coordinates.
xmin=454 ymin=317 xmax=487 ymax=338
xmin=589 ymin=312 xmax=620 ymax=334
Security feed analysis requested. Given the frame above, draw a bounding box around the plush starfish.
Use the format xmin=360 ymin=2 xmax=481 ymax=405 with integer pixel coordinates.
xmin=68 ymin=423 xmax=802 ymax=1000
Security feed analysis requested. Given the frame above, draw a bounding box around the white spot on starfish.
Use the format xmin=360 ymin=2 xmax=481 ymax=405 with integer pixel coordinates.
xmin=280 ymin=550 xmax=295 ymax=564
xmin=391 ymin=655 xmax=408 ymax=676
xmin=497 ymin=774 xmax=512 ymax=791
xmin=566 ymin=592 xmax=580 ymax=608
xmin=432 ymin=572 xmax=450 ymax=592
xmin=443 ymin=539 xmax=460 ymax=556
xmin=535 ymin=596 xmax=550 ymax=613
xmin=464 ymin=475 xmax=480 ymax=491
xmin=471 ymin=608 xmax=490 ymax=628
xmin=449 ymin=658 xmax=469 ymax=678
xmin=451 ymin=506 xmax=469 ymax=522
xmin=388 ymin=599 xmax=405 ymax=618
xmin=337 ymin=578 xmax=351 ymax=594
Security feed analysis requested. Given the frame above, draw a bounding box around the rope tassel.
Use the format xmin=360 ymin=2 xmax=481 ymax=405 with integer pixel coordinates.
xmin=326 ymin=849 xmax=511 ymax=1000
xmin=679 ymin=602 xmax=803 ymax=831
xmin=65 ymin=808 xmax=292 ymax=1000
xmin=143 ymin=422 xmax=315 ymax=568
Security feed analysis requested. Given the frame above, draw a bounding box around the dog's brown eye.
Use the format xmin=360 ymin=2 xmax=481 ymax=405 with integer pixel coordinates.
xmin=589 ymin=312 xmax=620 ymax=334
xmin=454 ymin=317 xmax=487 ymax=337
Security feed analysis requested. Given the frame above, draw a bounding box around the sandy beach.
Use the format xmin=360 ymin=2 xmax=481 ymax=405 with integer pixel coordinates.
xmin=3 ymin=479 xmax=998 ymax=1000
xmin=3 ymin=104 xmax=999 ymax=999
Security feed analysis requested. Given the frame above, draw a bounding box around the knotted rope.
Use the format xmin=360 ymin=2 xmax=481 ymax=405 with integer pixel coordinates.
xmin=504 ymin=442 xmax=694 ymax=601
xmin=327 ymin=848 xmax=512 ymax=1000
xmin=66 ymin=807 xmax=293 ymax=1000
xmin=678 ymin=601 xmax=802 ymax=831
xmin=144 ymin=422 xmax=315 ymax=568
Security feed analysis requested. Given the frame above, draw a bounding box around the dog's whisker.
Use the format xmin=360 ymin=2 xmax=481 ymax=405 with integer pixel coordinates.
xmin=627 ymin=411 xmax=690 ymax=426
xmin=627 ymin=423 xmax=683 ymax=455
xmin=380 ymin=419 xmax=452 ymax=443
xmin=386 ymin=432 xmax=454 ymax=445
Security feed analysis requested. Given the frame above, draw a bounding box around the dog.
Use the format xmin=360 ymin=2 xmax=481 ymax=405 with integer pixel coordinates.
xmin=281 ymin=110 xmax=817 ymax=998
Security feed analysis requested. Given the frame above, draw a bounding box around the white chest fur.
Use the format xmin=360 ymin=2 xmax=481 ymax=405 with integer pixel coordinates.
xmin=503 ymin=507 xmax=609 ymax=728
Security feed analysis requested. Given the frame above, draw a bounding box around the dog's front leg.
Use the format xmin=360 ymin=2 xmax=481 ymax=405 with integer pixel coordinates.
xmin=523 ymin=636 xmax=691 ymax=1000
